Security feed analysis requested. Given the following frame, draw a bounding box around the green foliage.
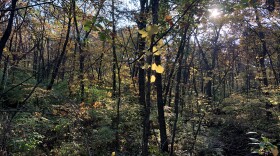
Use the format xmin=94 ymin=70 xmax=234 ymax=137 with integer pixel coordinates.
xmin=83 ymin=20 xmax=92 ymax=32
xmin=52 ymin=80 xmax=69 ymax=98
xmin=53 ymin=118 xmax=71 ymax=132
xmin=2 ymin=0 xmax=280 ymax=155
xmin=249 ymin=134 xmax=279 ymax=156
xmin=149 ymin=145 xmax=168 ymax=156
xmin=118 ymin=104 xmax=142 ymax=154
xmin=0 ymin=70 xmax=36 ymax=108
xmin=85 ymin=86 xmax=108 ymax=103
xmin=8 ymin=113 xmax=48 ymax=154
xmin=93 ymin=126 xmax=115 ymax=145
xmin=12 ymin=132 xmax=44 ymax=152
xmin=52 ymin=142 xmax=84 ymax=156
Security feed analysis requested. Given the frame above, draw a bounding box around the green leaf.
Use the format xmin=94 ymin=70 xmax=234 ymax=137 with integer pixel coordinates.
xmin=259 ymin=142 xmax=265 ymax=148
xmin=92 ymin=26 xmax=99 ymax=31
xmin=92 ymin=17 xmax=97 ymax=23
xmin=84 ymin=26 xmax=90 ymax=32
xmin=95 ymin=23 xmax=103 ymax=30
xmin=98 ymin=31 xmax=107 ymax=41
xmin=84 ymin=20 xmax=92 ymax=32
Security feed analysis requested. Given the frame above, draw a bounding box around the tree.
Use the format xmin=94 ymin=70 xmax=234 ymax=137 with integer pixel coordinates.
xmin=0 ymin=0 xmax=17 ymax=63
xmin=47 ymin=2 xmax=72 ymax=90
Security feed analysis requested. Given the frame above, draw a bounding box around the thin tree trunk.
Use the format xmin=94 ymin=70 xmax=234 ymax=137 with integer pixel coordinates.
xmin=72 ymin=0 xmax=103 ymax=102
xmin=137 ymin=0 xmax=147 ymax=106
xmin=170 ymin=51 xmax=183 ymax=156
xmin=0 ymin=0 xmax=17 ymax=62
xmin=151 ymin=0 xmax=169 ymax=152
xmin=47 ymin=10 xmax=72 ymax=90
xmin=170 ymin=25 xmax=188 ymax=156
xmin=73 ymin=0 xmax=85 ymax=101
xmin=143 ymin=52 xmax=152 ymax=156
xmin=98 ymin=52 xmax=104 ymax=80
xmin=136 ymin=1 xmax=148 ymax=154
xmin=111 ymin=0 xmax=121 ymax=152
xmin=254 ymin=7 xmax=268 ymax=86
xmin=1 ymin=56 xmax=9 ymax=90
xmin=112 ymin=0 xmax=117 ymax=98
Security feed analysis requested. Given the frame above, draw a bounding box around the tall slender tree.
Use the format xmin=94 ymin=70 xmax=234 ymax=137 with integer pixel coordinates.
xmin=152 ymin=0 xmax=168 ymax=152
xmin=0 ymin=0 xmax=17 ymax=63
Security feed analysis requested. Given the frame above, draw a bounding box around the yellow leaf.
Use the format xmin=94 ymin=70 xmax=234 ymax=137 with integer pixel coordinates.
xmin=141 ymin=64 xmax=150 ymax=69
xmin=111 ymin=151 xmax=116 ymax=156
xmin=53 ymin=109 xmax=58 ymax=115
xmin=3 ymin=48 xmax=9 ymax=55
xmin=154 ymin=52 xmax=160 ymax=55
xmin=190 ymin=67 xmax=198 ymax=72
xmin=151 ymin=75 xmax=156 ymax=83
xmin=156 ymin=65 xmax=164 ymax=73
xmin=138 ymin=29 xmax=148 ymax=38
xmin=146 ymin=25 xmax=159 ymax=36
xmin=154 ymin=49 xmax=161 ymax=55
xmin=153 ymin=46 xmax=161 ymax=55
xmin=158 ymin=39 xmax=164 ymax=46
xmin=203 ymin=77 xmax=212 ymax=81
xmin=153 ymin=47 xmax=157 ymax=53
xmin=151 ymin=63 xmax=157 ymax=70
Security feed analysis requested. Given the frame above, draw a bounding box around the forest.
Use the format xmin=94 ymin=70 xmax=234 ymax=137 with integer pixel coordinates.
xmin=0 ymin=0 xmax=280 ymax=155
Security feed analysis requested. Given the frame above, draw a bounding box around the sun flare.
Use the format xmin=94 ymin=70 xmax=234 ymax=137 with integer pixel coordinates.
xmin=209 ymin=8 xmax=221 ymax=18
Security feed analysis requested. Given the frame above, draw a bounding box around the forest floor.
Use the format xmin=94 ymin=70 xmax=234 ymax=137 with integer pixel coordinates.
xmin=1 ymin=80 xmax=280 ymax=155
xmin=196 ymin=92 xmax=280 ymax=156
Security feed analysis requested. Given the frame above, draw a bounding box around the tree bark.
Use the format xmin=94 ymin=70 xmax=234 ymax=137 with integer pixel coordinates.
xmin=170 ymin=25 xmax=188 ymax=156
xmin=112 ymin=0 xmax=117 ymax=98
xmin=254 ymin=7 xmax=268 ymax=86
xmin=137 ymin=0 xmax=147 ymax=107
xmin=47 ymin=10 xmax=72 ymax=90
xmin=0 ymin=0 xmax=17 ymax=62
xmin=152 ymin=0 xmax=168 ymax=152
xmin=73 ymin=0 xmax=85 ymax=101
xmin=136 ymin=1 xmax=148 ymax=154
xmin=111 ymin=0 xmax=121 ymax=152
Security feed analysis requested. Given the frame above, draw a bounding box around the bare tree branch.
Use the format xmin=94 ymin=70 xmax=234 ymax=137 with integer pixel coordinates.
xmin=0 ymin=1 xmax=54 ymax=12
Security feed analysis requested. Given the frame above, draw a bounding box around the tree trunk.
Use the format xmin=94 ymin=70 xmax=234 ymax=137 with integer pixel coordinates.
xmin=0 ymin=0 xmax=17 ymax=62
xmin=73 ymin=0 xmax=85 ymax=101
xmin=143 ymin=52 xmax=152 ymax=156
xmin=137 ymin=0 xmax=147 ymax=107
xmin=152 ymin=0 xmax=168 ymax=152
xmin=136 ymin=1 xmax=148 ymax=154
xmin=47 ymin=10 xmax=72 ymax=90
xmin=170 ymin=25 xmax=188 ymax=156
xmin=112 ymin=0 xmax=117 ymax=98
xmin=1 ymin=56 xmax=9 ymax=90
xmin=111 ymin=0 xmax=121 ymax=152
xmin=254 ymin=8 xmax=268 ymax=86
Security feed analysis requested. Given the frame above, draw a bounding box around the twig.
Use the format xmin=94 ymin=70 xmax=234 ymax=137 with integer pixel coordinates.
xmin=0 ymin=1 xmax=55 ymax=12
